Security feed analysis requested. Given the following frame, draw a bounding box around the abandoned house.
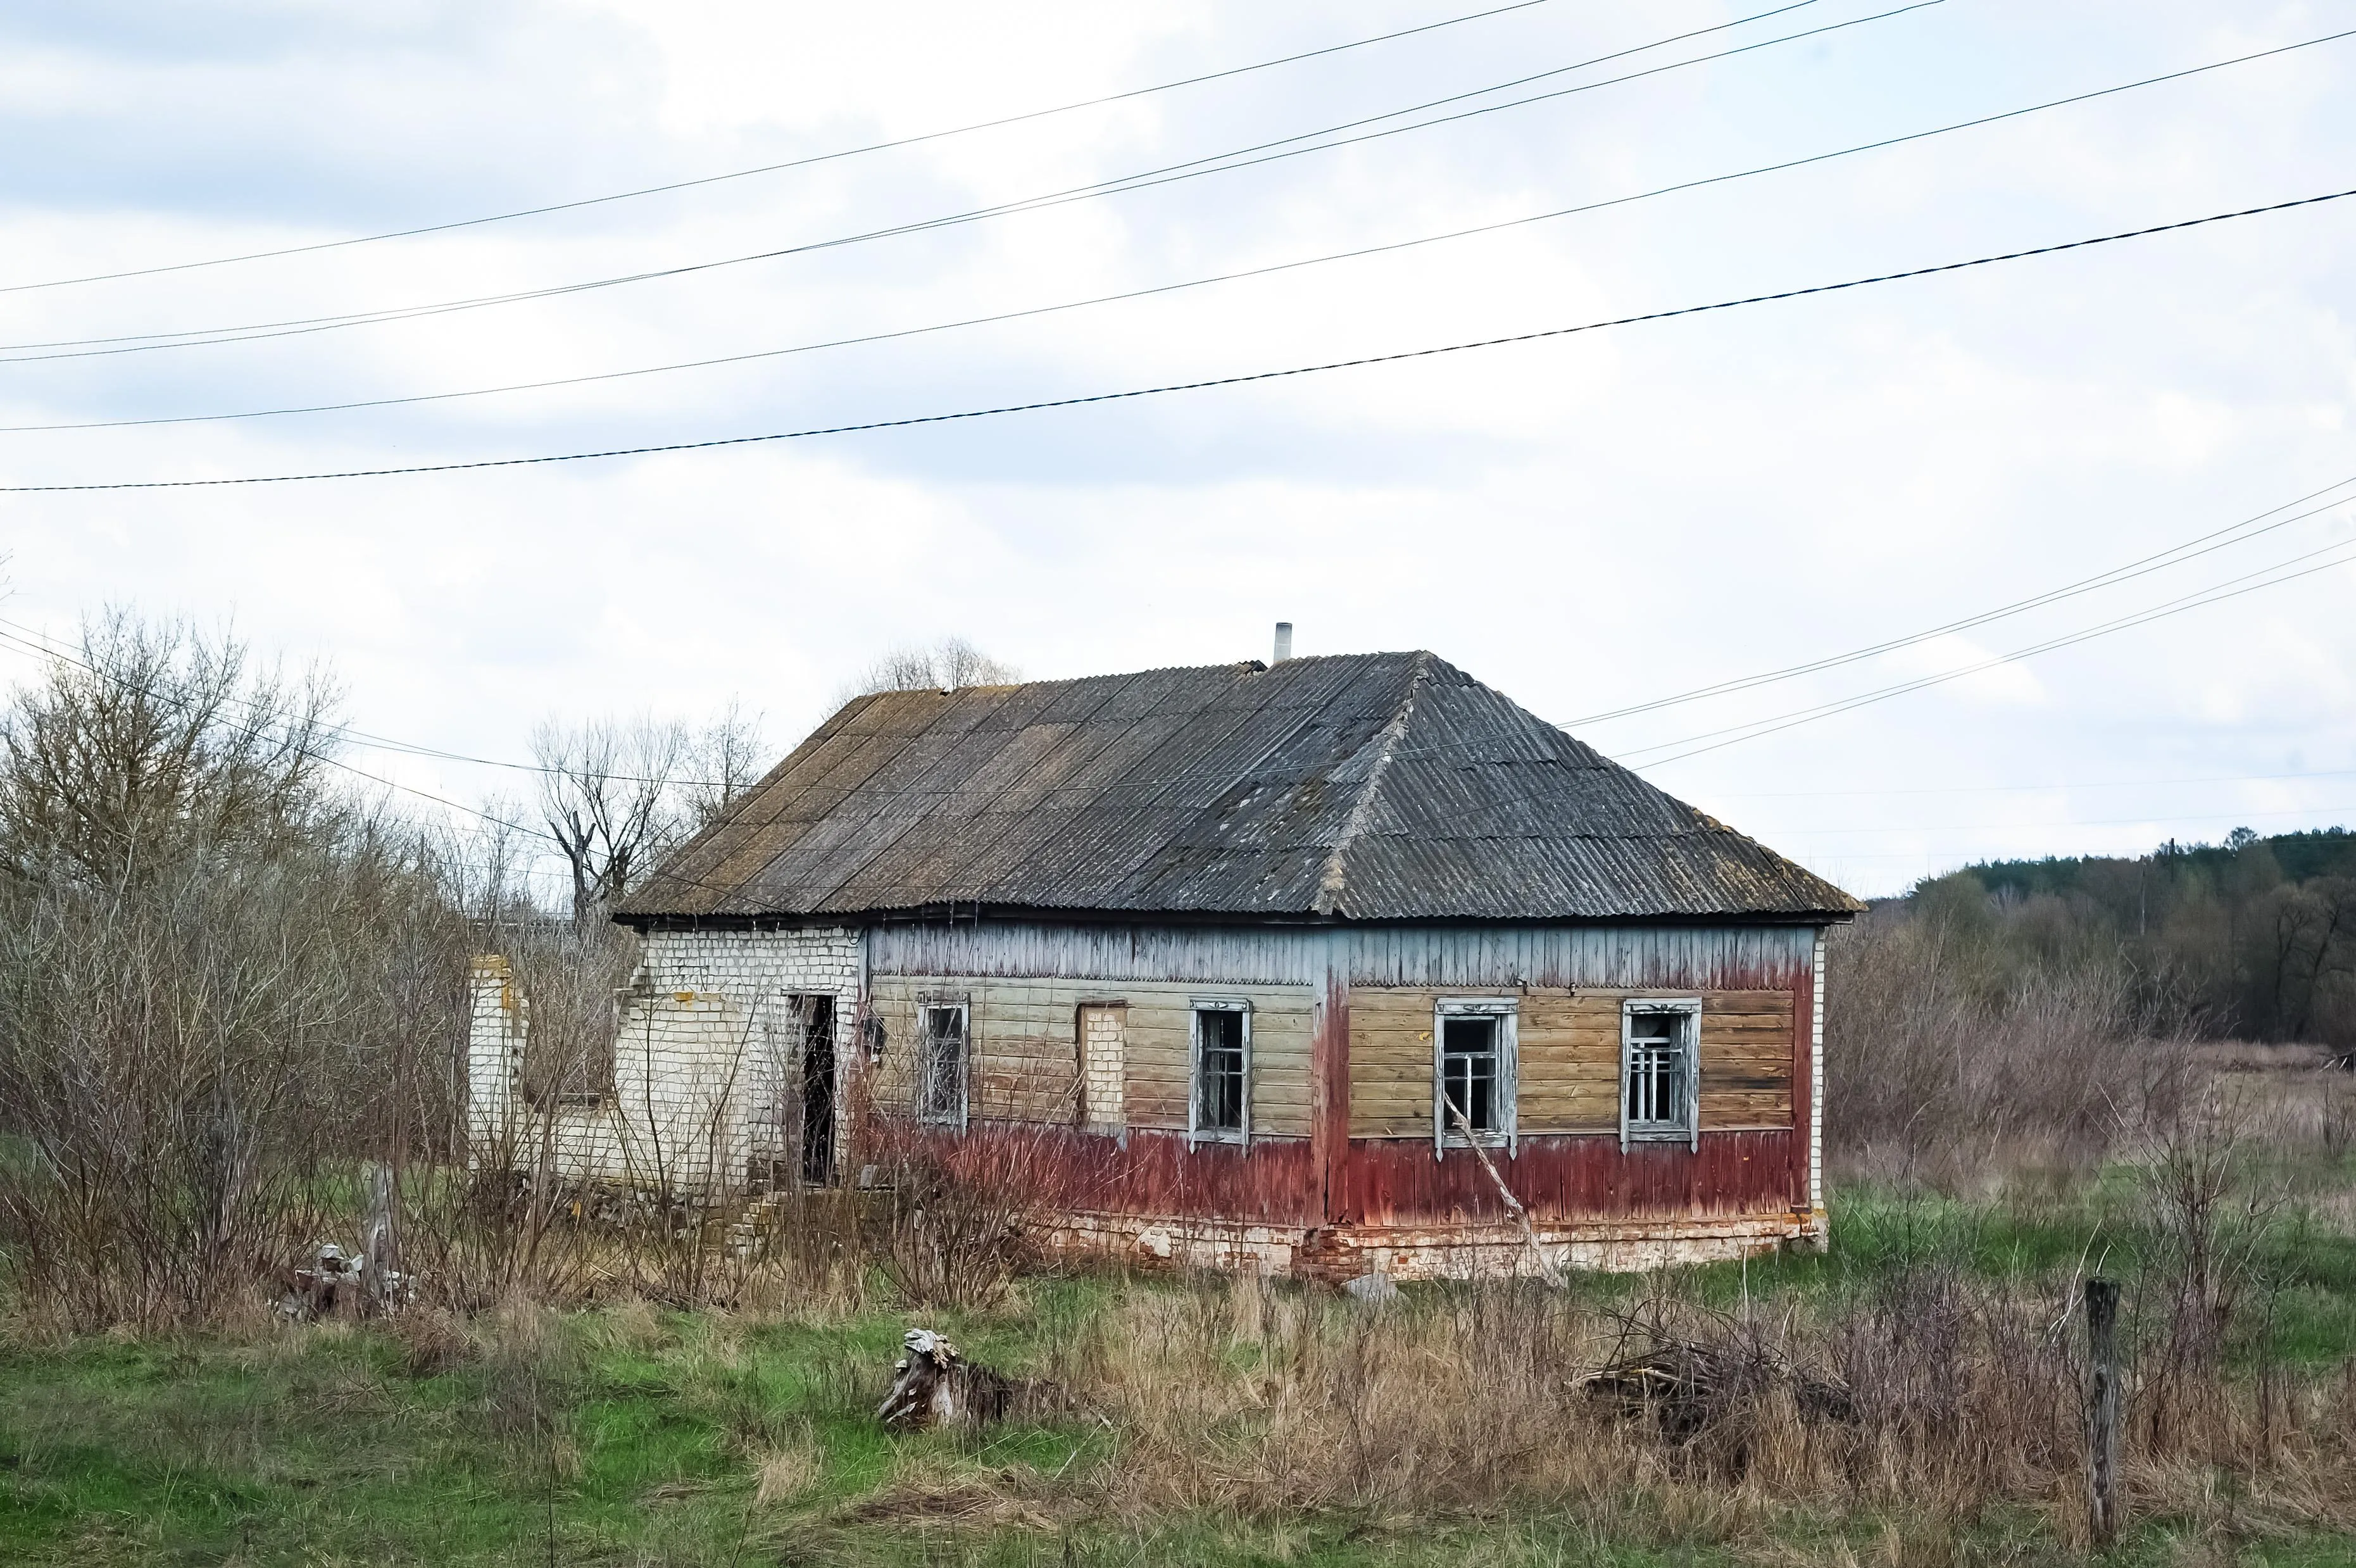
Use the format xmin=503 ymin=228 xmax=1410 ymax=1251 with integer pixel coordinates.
xmin=466 ymin=649 xmax=1863 ymax=1278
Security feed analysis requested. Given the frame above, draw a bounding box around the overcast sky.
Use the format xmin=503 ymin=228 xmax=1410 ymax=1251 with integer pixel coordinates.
xmin=3 ymin=0 xmax=2353 ymax=896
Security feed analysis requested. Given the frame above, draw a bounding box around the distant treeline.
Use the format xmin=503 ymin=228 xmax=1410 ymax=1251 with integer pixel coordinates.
xmin=1891 ymin=827 xmax=2356 ymax=1048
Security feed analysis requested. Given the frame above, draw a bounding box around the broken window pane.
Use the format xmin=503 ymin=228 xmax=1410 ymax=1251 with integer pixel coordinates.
xmin=1441 ymin=1014 xmax=1500 ymax=1133
xmin=1194 ymin=1007 xmax=1246 ymax=1134
xmin=918 ymin=1003 xmax=967 ymax=1125
xmin=1625 ymin=1010 xmax=1691 ymax=1132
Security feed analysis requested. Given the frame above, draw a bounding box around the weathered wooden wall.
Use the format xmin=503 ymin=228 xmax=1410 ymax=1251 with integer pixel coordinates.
xmin=1338 ymin=1129 xmax=1800 ymax=1227
xmin=859 ymin=920 xmax=1820 ymax=1239
xmin=1346 ymin=987 xmax=1795 ymax=1138
xmin=864 ymin=974 xmax=1316 ymax=1138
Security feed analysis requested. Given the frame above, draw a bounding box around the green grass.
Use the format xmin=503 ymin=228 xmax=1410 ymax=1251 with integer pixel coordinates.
xmin=1 ymin=1181 xmax=2352 ymax=1565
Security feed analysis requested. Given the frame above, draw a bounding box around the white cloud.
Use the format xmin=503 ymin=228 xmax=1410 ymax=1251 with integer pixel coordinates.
xmin=5 ymin=0 xmax=2356 ymax=897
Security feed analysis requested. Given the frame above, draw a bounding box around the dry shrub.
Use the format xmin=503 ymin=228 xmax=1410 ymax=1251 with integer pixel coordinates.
xmin=1825 ymin=911 xmax=2189 ymax=1183
xmin=1043 ymin=1264 xmax=2356 ymax=1546
xmin=855 ymin=1111 xmax=1070 ymax=1312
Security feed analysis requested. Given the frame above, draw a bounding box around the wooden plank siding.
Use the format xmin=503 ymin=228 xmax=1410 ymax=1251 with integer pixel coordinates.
xmin=1346 ymin=987 xmax=1795 ymax=1139
xmin=865 ymin=975 xmax=1316 ymax=1138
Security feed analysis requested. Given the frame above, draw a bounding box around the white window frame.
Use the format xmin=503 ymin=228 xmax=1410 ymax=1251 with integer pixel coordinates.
xmin=1432 ymin=996 xmax=1518 ymax=1158
xmin=1620 ymin=998 xmax=1701 ymax=1152
xmin=915 ymin=993 xmax=970 ymax=1131
xmin=1187 ymin=998 xmax=1252 ymax=1149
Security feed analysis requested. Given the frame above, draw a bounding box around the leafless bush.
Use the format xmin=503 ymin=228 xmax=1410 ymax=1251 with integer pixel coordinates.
xmin=837 ymin=638 xmax=1020 ymax=706
xmin=857 ymin=1116 xmax=1047 ymax=1312
xmin=1825 ymin=910 xmax=2189 ymax=1182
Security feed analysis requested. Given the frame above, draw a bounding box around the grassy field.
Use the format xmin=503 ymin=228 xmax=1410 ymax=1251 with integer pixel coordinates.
xmin=2 ymin=1167 xmax=2354 ymax=1568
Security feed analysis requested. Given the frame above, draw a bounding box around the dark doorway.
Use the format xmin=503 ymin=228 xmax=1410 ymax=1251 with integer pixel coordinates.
xmin=796 ymin=995 xmax=837 ymax=1186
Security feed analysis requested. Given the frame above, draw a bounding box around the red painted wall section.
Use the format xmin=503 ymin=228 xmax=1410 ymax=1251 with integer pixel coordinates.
xmin=1789 ymin=947 xmax=1815 ymax=1205
xmin=1340 ymin=1131 xmax=1801 ymax=1227
xmin=913 ymin=1123 xmax=1796 ymax=1230
xmin=918 ymin=1124 xmax=1323 ymax=1226
xmin=1312 ymin=961 xmax=1351 ymax=1226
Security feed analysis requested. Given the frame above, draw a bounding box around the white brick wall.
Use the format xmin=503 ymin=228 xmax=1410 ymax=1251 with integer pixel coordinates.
xmin=466 ymin=927 xmax=862 ymax=1196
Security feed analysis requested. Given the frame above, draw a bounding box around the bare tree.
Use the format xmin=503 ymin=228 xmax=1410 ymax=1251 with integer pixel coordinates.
xmin=532 ymin=703 xmax=771 ymax=917
xmin=0 ymin=610 xmax=341 ymax=887
xmin=680 ymin=698 xmax=768 ymax=830
xmin=0 ymin=612 xmax=472 ymax=1328
xmin=532 ymin=717 xmax=687 ymax=917
xmin=841 ymin=637 xmax=1020 ymax=703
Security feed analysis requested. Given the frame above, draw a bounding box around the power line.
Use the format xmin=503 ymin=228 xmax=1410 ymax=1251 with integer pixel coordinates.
xmin=1757 ymin=804 xmax=2356 ymax=836
xmin=15 ymin=25 xmax=2342 ymax=435
xmin=0 ymin=0 xmax=1572 ymax=297
xmin=1710 ymin=766 xmax=2356 ymax=800
xmin=1626 ymin=541 xmax=2356 ymax=768
xmin=1 ymin=3 xmax=1910 ymax=361
xmin=9 ymin=184 xmax=2350 ymax=494
xmin=1563 ymin=479 xmax=2356 ymax=726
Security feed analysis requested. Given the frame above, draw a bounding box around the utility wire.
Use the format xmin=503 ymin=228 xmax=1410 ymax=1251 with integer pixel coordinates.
xmin=13 ymin=23 xmax=2339 ymax=435
xmin=1626 ymin=541 xmax=2356 ymax=768
xmin=0 ymin=0 xmax=1572 ymax=296
xmin=0 ymin=3 xmax=1898 ymax=361
xmin=7 ymin=552 xmax=2350 ymax=887
xmin=1755 ymin=804 xmax=2356 ymax=835
xmin=1714 ymin=767 xmax=2356 ymax=800
xmin=1564 ymin=480 xmax=2356 ymax=725
xmin=8 ymin=184 xmax=2350 ymax=494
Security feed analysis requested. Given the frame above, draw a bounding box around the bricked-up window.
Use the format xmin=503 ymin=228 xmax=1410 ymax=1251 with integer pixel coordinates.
xmin=916 ymin=996 xmax=969 ymax=1129
xmin=1432 ymin=997 xmax=1517 ymax=1153
xmin=1621 ymin=1000 xmax=1701 ymax=1151
xmin=1189 ymin=1000 xmax=1250 ymax=1146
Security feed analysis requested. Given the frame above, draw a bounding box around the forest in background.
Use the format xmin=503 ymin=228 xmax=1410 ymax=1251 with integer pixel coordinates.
xmin=1879 ymin=827 xmax=2356 ymax=1048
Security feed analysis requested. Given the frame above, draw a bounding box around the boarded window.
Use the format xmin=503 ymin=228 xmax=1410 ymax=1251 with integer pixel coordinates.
xmin=917 ymin=998 xmax=968 ymax=1127
xmin=1077 ymin=1003 xmax=1126 ymax=1134
xmin=1622 ymin=1001 xmax=1700 ymax=1150
xmin=1191 ymin=1001 xmax=1250 ymax=1144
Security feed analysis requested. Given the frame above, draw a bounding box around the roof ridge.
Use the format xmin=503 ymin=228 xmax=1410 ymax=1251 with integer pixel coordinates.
xmin=1313 ymin=650 xmax=1434 ymax=917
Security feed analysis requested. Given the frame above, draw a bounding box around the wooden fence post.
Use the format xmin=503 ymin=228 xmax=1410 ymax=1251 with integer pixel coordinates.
xmin=2086 ymin=1277 xmax=2121 ymax=1549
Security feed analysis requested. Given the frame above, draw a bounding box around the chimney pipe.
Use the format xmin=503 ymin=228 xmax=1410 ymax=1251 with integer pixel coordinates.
xmin=1272 ymin=622 xmax=1293 ymax=663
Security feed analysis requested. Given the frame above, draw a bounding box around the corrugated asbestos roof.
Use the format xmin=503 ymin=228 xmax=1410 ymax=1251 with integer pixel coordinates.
xmin=617 ymin=652 xmax=1864 ymax=924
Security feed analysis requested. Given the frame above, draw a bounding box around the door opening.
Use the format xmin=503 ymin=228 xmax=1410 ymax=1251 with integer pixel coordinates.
xmin=796 ymin=994 xmax=837 ymax=1186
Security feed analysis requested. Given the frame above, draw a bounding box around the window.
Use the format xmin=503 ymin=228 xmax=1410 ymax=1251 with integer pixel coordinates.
xmin=1189 ymin=1000 xmax=1251 ymax=1146
xmin=1621 ymin=1000 xmax=1701 ymax=1150
xmin=1433 ymin=998 xmax=1517 ymax=1154
xmin=916 ymin=996 xmax=968 ymax=1128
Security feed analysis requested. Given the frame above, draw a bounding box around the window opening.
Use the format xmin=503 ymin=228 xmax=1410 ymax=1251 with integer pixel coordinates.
xmin=1432 ymin=998 xmax=1517 ymax=1155
xmin=1190 ymin=1001 xmax=1250 ymax=1145
xmin=1441 ymin=1015 xmax=1500 ymax=1133
xmin=917 ymin=999 xmax=968 ymax=1127
xmin=1621 ymin=1001 xmax=1700 ymax=1150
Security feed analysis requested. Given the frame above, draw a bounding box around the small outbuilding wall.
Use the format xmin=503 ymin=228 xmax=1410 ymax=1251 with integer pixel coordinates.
xmin=465 ymin=927 xmax=860 ymax=1195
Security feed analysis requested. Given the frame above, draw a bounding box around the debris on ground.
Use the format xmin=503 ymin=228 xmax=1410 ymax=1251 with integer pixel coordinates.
xmin=1344 ymin=1271 xmax=1401 ymax=1307
xmin=877 ymin=1329 xmax=1017 ymax=1429
xmin=277 ymin=1241 xmax=418 ymax=1321
xmin=1586 ymin=1330 xmax=1855 ymax=1459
